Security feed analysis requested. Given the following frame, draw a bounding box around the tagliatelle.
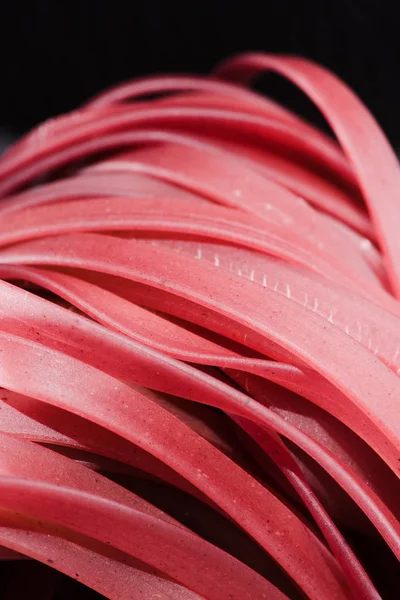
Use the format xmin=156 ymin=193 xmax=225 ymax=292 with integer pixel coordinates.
xmin=0 ymin=53 xmax=398 ymax=599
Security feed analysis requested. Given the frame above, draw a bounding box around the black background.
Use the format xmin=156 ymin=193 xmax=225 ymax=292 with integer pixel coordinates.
xmin=0 ymin=0 xmax=400 ymax=146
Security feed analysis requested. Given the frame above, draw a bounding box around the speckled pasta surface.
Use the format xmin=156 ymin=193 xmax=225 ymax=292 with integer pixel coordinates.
xmin=0 ymin=54 xmax=398 ymax=600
